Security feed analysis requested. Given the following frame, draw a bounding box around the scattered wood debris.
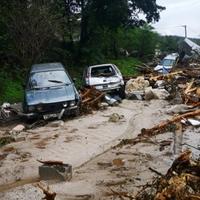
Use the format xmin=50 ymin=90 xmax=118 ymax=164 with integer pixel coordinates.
xmin=136 ymin=150 xmax=200 ymax=200
xmin=110 ymin=150 xmax=200 ymax=200
xmin=80 ymin=88 xmax=105 ymax=113
xmin=116 ymin=107 xmax=200 ymax=149
xmin=34 ymin=182 xmax=56 ymax=200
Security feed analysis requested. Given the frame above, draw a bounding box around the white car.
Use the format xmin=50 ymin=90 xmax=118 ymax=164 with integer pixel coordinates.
xmin=154 ymin=53 xmax=179 ymax=73
xmin=83 ymin=64 xmax=125 ymax=98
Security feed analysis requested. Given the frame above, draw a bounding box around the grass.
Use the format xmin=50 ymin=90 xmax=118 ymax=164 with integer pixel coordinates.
xmin=107 ymin=57 xmax=142 ymax=76
xmin=0 ymin=75 xmax=23 ymax=104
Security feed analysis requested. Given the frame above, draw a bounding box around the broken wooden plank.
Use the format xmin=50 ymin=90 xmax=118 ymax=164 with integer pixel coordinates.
xmin=37 ymin=160 xmax=63 ymax=165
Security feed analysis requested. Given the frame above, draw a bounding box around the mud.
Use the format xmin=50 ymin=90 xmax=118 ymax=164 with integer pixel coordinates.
xmin=0 ymin=99 xmax=199 ymax=200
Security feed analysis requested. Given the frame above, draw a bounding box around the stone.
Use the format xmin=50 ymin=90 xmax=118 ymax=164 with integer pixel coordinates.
xmin=155 ymin=80 xmax=165 ymax=88
xmin=39 ymin=163 xmax=72 ymax=181
xmin=108 ymin=113 xmax=124 ymax=123
xmin=11 ymin=124 xmax=25 ymax=134
xmin=152 ymin=88 xmax=170 ymax=100
xmin=144 ymin=87 xmax=155 ymax=100
xmin=125 ymin=77 xmax=149 ymax=95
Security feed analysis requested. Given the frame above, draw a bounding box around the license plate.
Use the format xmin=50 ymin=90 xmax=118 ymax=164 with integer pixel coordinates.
xmin=43 ymin=113 xmax=59 ymax=120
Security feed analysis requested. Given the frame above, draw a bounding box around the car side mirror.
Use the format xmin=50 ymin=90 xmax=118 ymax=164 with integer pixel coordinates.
xmin=72 ymin=78 xmax=77 ymax=83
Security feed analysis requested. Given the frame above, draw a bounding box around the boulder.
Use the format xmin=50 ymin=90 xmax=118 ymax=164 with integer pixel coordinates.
xmin=144 ymin=87 xmax=155 ymax=100
xmin=125 ymin=77 xmax=149 ymax=95
xmin=151 ymin=88 xmax=170 ymax=100
xmin=11 ymin=124 xmax=25 ymax=134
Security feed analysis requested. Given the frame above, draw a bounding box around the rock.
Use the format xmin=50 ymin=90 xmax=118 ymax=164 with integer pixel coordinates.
xmin=99 ymin=102 xmax=109 ymax=110
xmin=11 ymin=124 xmax=25 ymax=133
xmin=47 ymin=120 xmax=64 ymax=128
xmin=151 ymin=88 xmax=170 ymax=100
xmin=127 ymin=91 xmax=144 ymax=100
xmin=39 ymin=163 xmax=72 ymax=181
xmin=144 ymin=87 xmax=155 ymax=100
xmin=155 ymin=80 xmax=165 ymax=88
xmin=125 ymin=77 xmax=149 ymax=95
xmin=108 ymin=113 xmax=124 ymax=123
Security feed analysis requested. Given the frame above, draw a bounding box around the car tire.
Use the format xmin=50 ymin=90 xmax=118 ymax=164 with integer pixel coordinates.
xmin=119 ymin=86 xmax=126 ymax=99
xmin=71 ymin=107 xmax=80 ymax=117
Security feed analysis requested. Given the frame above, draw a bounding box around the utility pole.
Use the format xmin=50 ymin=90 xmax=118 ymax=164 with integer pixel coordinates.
xmin=182 ymin=25 xmax=187 ymax=38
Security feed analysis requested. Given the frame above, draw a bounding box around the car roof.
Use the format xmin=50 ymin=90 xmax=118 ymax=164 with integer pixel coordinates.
xmin=30 ymin=62 xmax=65 ymax=73
xmin=88 ymin=64 xmax=114 ymax=68
xmin=164 ymin=53 xmax=179 ymax=60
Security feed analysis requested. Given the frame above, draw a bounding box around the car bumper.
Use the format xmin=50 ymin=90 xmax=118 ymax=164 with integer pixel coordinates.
xmin=94 ymin=84 xmax=122 ymax=92
xmin=23 ymin=105 xmax=78 ymax=120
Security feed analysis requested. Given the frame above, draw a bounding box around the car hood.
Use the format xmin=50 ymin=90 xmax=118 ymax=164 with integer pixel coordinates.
xmin=26 ymin=85 xmax=76 ymax=106
xmin=154 ymin=65 xmax=172 ymax=71
xmin=89 ymin=76 xmax=121 ymax=86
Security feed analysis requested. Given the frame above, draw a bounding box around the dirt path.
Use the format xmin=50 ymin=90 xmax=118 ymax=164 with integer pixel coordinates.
xmin=0 ymin=99 xmax=199 ymax=199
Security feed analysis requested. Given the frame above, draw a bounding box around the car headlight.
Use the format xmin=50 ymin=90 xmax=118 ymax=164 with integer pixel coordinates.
xmin=28 ymin=106 xmax=35 ymax=112
xmin=70 ymin=101 xmax=76 ymax=107
xmin=63 ymin=102 xmax=68 ymax=107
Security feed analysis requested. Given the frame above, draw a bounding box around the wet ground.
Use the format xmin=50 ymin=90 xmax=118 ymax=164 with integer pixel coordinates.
xmin=0 ymin=99 xmax=199 ymax=199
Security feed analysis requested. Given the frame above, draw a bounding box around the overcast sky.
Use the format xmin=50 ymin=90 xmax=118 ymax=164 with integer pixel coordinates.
xmin=153 ymin=0 xmax=200 ymax=38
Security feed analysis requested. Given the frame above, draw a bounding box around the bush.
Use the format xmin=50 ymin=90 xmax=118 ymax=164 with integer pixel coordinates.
xmin=0 ymin=72 xmax=23 ymax=104
xmin=107 ymin=57 xmax=141 ymax=76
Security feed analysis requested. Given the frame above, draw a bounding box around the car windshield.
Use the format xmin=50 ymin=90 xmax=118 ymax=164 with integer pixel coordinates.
xmin=161 ymin=59 xmax=175 ymax=66
xmin=91 ymin=66 xmax=116 ymax=77
xmin=29 ymin=70 xmax=71 ymax=89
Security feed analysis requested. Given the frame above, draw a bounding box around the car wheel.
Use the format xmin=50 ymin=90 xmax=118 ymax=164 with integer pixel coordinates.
xmin=119 ymin=86 xmax=126 ymax=99
xmin=71 ymin=107 xmax=80 ymax=117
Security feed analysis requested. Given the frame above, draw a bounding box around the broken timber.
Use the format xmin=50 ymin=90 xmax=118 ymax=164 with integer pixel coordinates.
xmin=80 ymin=88 xmax=105 ymax=112
xmin=140 ymin=109 xmax=200 ymax=137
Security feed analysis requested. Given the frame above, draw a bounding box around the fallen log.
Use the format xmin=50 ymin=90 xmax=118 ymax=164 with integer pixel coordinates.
xmin=140 ymin=109 xmax=200 ymax=137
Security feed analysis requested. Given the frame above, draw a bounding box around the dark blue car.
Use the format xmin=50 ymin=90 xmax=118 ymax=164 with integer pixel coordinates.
xmin=23 ymin=63 xmax=80 ymax=119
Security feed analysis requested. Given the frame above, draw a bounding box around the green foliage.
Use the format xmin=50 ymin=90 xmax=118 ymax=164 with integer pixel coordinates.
xmin=118 ymin=25 xmax=159 ymax=61
xmin=158 ymin=35 xmax=182 ymax=53
xmin=108 ymin=58 xmax=142 ymax=76
xmin=0 ymin=72 xmax=23 ymax=103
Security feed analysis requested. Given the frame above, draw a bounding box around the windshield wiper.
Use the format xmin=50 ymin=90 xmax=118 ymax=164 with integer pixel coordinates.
xmin=48 ymin=80 xmax=64 ymax=83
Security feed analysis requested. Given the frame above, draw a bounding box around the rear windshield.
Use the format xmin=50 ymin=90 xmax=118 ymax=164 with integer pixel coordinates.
xmin=161 ymin=59 xmax=175 ymax=66
xmin=28 ymin=70 xmax=71 ymax=89
xmin=91 ymin=66 xmax=116 ymax=77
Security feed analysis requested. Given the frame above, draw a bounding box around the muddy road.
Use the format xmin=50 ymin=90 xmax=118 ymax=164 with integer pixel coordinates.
xmin=0 ymin=99 xmax=199 ymax=200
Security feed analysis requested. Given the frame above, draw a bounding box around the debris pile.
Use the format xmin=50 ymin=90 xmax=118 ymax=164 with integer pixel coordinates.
xmin=80 ymin=88 xmax=105 ymax=113
xmin=0 ymin=103 xmax=19 ymax=122
xmin=135 ymin=150 xmax=200 ymax=200
xmin=80 ymin=87 xmax=122 ymax=113
xmin=125 ymin=64 xmax=200 ymax=104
